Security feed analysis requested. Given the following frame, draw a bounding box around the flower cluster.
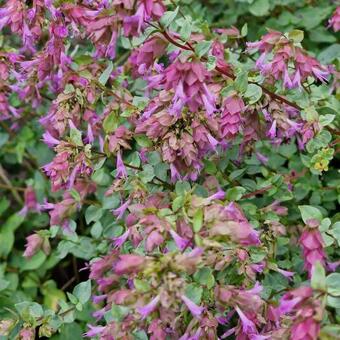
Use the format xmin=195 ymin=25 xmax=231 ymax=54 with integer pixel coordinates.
xmin=247 ymin=30 xmax=329 ymax=89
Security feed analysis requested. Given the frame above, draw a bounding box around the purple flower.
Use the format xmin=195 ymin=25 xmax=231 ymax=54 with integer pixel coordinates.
xmin=255 ymin=152 xmax=268 ymax=165
xmin=277 ymin=296 xmax=302 ymax=315
xmin=206 ymin=188 xmax=225 ymax=202
xmin=169 ymin=229 xmax=189 ymax=251
xmin=42 ymin=131 xmax=60 ymax=148
xmin=112 ymin=229 xmax=130 ymax=248
xmin=235 ymin=306 xmax=257 ymax=335
xmin=276 ymin=268 xmax=295 ymax=280
xmin=84 ymin=325 xmax=105 ymax=337
xmin=23 ymin=234 xmax=43 ymax=258
xmin=181 ymin=295 xmax=204 ymax=319
xmin=92 ymin=294 xmax=107 ymax=304
xmin=267 ymin=120 xmax=277 ymax=139
xmin=112 ymin=199 xmax=131 ymax=220
xmin=116 ymin=151 xmax=127 ymax=178
xmin=137 ymin=295 xmax=160 ymax=319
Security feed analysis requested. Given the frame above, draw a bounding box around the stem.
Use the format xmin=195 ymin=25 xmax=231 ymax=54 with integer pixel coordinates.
xmin=0 ymin=165 xmax=23 ymax=204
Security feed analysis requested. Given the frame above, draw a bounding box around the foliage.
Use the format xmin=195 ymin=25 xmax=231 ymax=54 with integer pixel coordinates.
xmin=0 ymin=0 xmax=339 ymax=339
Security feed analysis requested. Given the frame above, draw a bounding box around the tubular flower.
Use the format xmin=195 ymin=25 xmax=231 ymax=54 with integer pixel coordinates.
xmin=247 ymin=30 xmax=329 ymax=89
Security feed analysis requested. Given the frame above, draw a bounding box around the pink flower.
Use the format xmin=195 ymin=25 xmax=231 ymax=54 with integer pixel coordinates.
xmin=23 ymin=234 xmax=43 ymax=258
xmin=114 ymin=254 xmax=145 ymax=275
xmin=18 ymin=327 xmax=35 ymax=340
xmin=220 ymin=95 xmax=244 ymax=138
xmin=169 ymin=229 xmax=190 ymax=251
xmin=84 ymin=325 xmax=105 ymax=337
xmin=206 ymin=188 xmax=225 ymax=202
xmin=116 ymin=151 xmax=127 ymax=178
xmin=19 ymin=186 xmax=41 ymax=216
xmin=42 ymin=131 xmax=60 ymax=148
xmin=329 ymin=7 xmax=340 ymax=32
xmin=181 ymin=295 xmax=204 ymax=319
xmin=137 ymin=295 xmax=160 ymax=319
xmin=248 ymin=30 xmax=329 ymax=89
xmin=112 ymin=229 xmax=130 ymax=248
xmin=112 ymin=199 xmax=131 ymax=220
xmin=267 ymin=120 xmax=277 ymax=139
xmin=291 ymin=318 xmax=320 ymax=340
xmin=299 ymin=228 xmax=325 ymax=277
xmin=235 ymin=306 xmax=257 ymax=335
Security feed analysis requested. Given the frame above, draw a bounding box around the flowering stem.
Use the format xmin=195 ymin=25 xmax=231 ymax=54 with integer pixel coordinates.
xmin=156 ymin=24 xmax=303 ymax=111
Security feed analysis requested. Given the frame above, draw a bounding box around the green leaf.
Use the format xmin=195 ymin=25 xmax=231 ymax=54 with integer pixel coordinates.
xmin=249 ymin=0 xmax=270 ymax=16
xmin=134 ymin=135 xmax=153 ymax=147
xmin=111 ymin=304 xmax=130 ymax=322
xmin=70 ymin=128 xmax=83 ymax=146
xmin=193 ymin=209 xmax=203 ymax=232
xmin=133 ymin=330 xmax=148 ymax=340
xmin=226 ymin=186 xmax=246 ymax=201
xmin=85 ymin=205 xmax=103 ymax=224
xmin=319 ymin=114 xmax=335 ymax=127
xmin=194 ymin=267 xmax=215 ymax=289
xmin=327 ymin=296 xmax=340 ymax=309
xmin=311 ymin=261 xmax=326 ymax=290
xmin=241 ymin=23 xmax=248 ymax=37
xmin=103 ymin=112 xmax=118 ymax=134
xmin=184 ymin=284 xmax=203 ymax=304
xmin=21 ymin=251 xmax=47 ymax=271
xmin=175 ymin=181 xmax=191 ymax=195
xmin=234 ymin=71 xmax=248 ymax=94
xmin=288 ymin=29 xmax=304 ymax=43
xmin=134 ymin=279 xmax=150 ymax=293
xmin=172 ymin=196 xmax=184 ymax=211
xmin=160 ymin=7 xmax=179 ymax=28
xmin=244 ymin=84 xmax=262 ymax=104
xmin=179 ymin=18 xmax=192 ymax=41
xmin=0 ymin=132 xmax=9 ymax=148
xmin=99 ymin=61 xmax=113 ymax=86
xmin=0 ymin=278 xmax=10 ymax=292
xmin=73 ymin=280 xmax=91 ymax=304
xmin=206 ymin=55 xmax=217 ymax=71
xmin=298 ymin=205 xmax=323 ymax=224
xmin=139 ymin=164 xmax=155 ymax=183
xmin=195 ymin=40 xmax=212 ymax=58
xmin=326 ymin=273 xmax=340 ymax=297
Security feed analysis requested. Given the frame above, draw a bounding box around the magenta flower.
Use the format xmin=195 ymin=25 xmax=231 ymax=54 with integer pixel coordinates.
xmin=220 ymin=95 xmax=244 ymax=138
xmin=206 ymin=188 xmax=225 ymax=202
xmin=114 ymin=254 xmax=145 ymax=275
xmin=42 ymin=131 xmax=60 ymax=148
xmin=137 ymin=295 xmax=160 ymax=319
xmin=112 ymin=229 xmax=130 ymax=248
xmin=329 ymin=7 xmax=340 ymax=32
xmin=19 ymin=186 xmax=41 ymax=216
xmin=299 ymin=228 xmax=325 ymax=277
xmin=267 ymin=120 xmax=277 ymax=139
xmin=83 ymin=324 xmax=105 ymax=337
xmin=112 ymin=199 xmax=131 ymax=220
xmin=116 ymin=151 xmax=128 ymax=178
xmin=169 ymin=229 xmax=190 ymax=251
xmin=235 ymin=306 xmax=257 ymax=335
xmin=23 ymin=234 xmax=43 ymax=258
xmin=181 ymin=295 xmax=204 ymax=319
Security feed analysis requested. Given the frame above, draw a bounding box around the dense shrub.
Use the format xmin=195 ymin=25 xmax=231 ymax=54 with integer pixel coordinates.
xmin=0 ymin=0 xmax=339 ymax=339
